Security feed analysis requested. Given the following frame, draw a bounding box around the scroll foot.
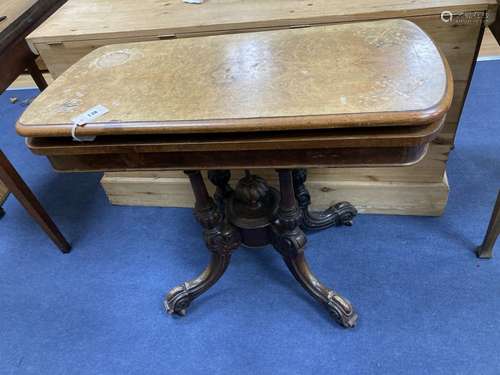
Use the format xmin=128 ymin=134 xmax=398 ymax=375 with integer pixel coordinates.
xmin=283 ymin=253 xmax=358 ymax=328
xmin=165 ymin=253 xmax=231 ymax=316
xmin=292 ymin=169 xmax=357 ymax=231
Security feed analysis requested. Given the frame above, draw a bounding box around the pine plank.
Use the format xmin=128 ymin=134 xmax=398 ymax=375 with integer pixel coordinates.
xmin=27 ymin=0 xmax=494 ymax=45
xmin=101 ymin=172 xmax=449 ymax=216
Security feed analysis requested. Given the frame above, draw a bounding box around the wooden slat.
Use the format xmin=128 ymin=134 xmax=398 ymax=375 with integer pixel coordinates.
xmin=102 ymin=171 xmax=449 ymax=217
xmin=27 ymin=0 xmax=494 ymax=45
xmin=480 ymin=27 xmax=500 ymax=56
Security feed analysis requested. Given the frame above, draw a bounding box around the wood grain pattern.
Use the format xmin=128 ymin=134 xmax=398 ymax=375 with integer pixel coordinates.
xmin=480 ymin=27 xmax=500 ymax=56
xmin=25 ymin=119 xmax=445 ymax=155
xmin=24 ymin=118 xmax=441 ymax=171
xmin=101 ymin=171 xmax=450 ymax=216
xmin=27 ymin=0 xmax=494 ymax=45
xmin=18 ymin=20 xmax=452 ymax=138
xmin=102 ymin=143 xmax=452 ymax=184
xmin=92 ymin=13 xmax=482 ymax=214
xmin=25 ymin=1 xmax=482 ymax=215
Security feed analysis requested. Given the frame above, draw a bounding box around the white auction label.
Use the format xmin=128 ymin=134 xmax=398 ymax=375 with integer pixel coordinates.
xmin=71 ymin=104 xmax=109 ymax=142
xmin=71 ymin=104 xmax=109 ymax=126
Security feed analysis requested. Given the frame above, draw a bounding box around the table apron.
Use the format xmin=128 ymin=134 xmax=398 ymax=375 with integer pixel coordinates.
xmin=43 ymin=144 xmax=428 ymax=172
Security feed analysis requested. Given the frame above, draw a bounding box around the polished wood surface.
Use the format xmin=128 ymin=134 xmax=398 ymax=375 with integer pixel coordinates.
xmin=26 ymin=119 xmax=445 ymax=155
xmin=17 ymin=14 xmax=453 ymax=324
xmin=17 ymin=20 xmax=452 ymax=138
xmin=27 ymin=0 xmax=495 ymax=45
xmin=24 ymin=115 xmax=444 ymax=172
xmin=0 ymin=150 xmax=70 ymax=253
xmin=24 ymin=119 xmax=444 ymax=171
xmin=26 ymin=0 xmax=492 ymax=216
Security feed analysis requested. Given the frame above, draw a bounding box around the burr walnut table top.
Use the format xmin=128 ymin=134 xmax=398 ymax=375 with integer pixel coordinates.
xmin=17 ymin=19 xmax=452 ymax=172
xmin=17 ymin=19 xmax=452 ymax=139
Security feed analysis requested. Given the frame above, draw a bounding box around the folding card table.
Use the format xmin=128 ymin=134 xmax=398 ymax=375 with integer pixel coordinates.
xmin=16 ymin=20 xmax=453 ymax=327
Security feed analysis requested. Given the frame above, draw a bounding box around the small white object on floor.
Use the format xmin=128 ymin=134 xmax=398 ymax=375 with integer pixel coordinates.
xmin=183 ymin=0 xmax=204 ymax=3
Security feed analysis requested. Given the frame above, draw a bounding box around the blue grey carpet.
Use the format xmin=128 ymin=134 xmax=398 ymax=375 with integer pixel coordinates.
xmin=0 ymin=61 xmax=499 ymax=375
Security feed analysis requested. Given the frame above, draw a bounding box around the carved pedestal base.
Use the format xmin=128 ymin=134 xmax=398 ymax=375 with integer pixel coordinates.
xmin=165 ymin=169 xmax=358 ymax=328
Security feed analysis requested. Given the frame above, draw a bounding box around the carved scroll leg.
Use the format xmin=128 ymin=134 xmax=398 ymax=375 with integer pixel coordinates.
xmin=273 ymin=170 xmax=357 ymax=328
xmin=292 ymin=169 xmax=357 ymax=231
xmin=165 ymin=252 xmax=231 ymax=316
xmin=165 ymin=171 xmax=241 ymax=316
xmin=283 ymin=253 xmax=358 ymax=328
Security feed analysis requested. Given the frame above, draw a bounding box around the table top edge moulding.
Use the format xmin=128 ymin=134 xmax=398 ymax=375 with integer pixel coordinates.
xmin=25 ymin=0 xmax=496 ymax=47
xmin=17 ymin=19 xmax=453 ymax=138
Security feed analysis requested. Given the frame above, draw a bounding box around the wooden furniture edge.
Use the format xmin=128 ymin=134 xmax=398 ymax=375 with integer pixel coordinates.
xmin=101 ymin=171 xmax=450 ymax=216
xmin=25 ymin=2 xmax=495 ymax=48
xmin=17 ymin=20 xmax=453 ymax=138
xmin=24 ymin=117 xmax=445 ymax=155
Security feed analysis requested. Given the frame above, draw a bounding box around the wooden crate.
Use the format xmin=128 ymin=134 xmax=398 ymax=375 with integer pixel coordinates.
xmin=27 ymin=0 xmax=499 ymax=216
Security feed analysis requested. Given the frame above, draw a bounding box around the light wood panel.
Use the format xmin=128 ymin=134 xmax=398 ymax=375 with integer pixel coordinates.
xmin=480 ymin=27 xmax=500 ymax=57
xmin=102 ymin=171 xmax=449 ymax=216
xmin=27 ymin=0 xmax=494 ymax=45
xmin=17 ymin=28 xmax=494 ymax=92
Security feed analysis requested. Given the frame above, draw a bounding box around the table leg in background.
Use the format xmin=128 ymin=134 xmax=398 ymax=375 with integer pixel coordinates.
xmin=0 ymin=150 xmax=70 ymax=253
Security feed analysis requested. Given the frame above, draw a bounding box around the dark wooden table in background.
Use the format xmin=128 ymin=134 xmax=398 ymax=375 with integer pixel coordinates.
xmin=0 ymin=0 xmax=69 ymax=253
